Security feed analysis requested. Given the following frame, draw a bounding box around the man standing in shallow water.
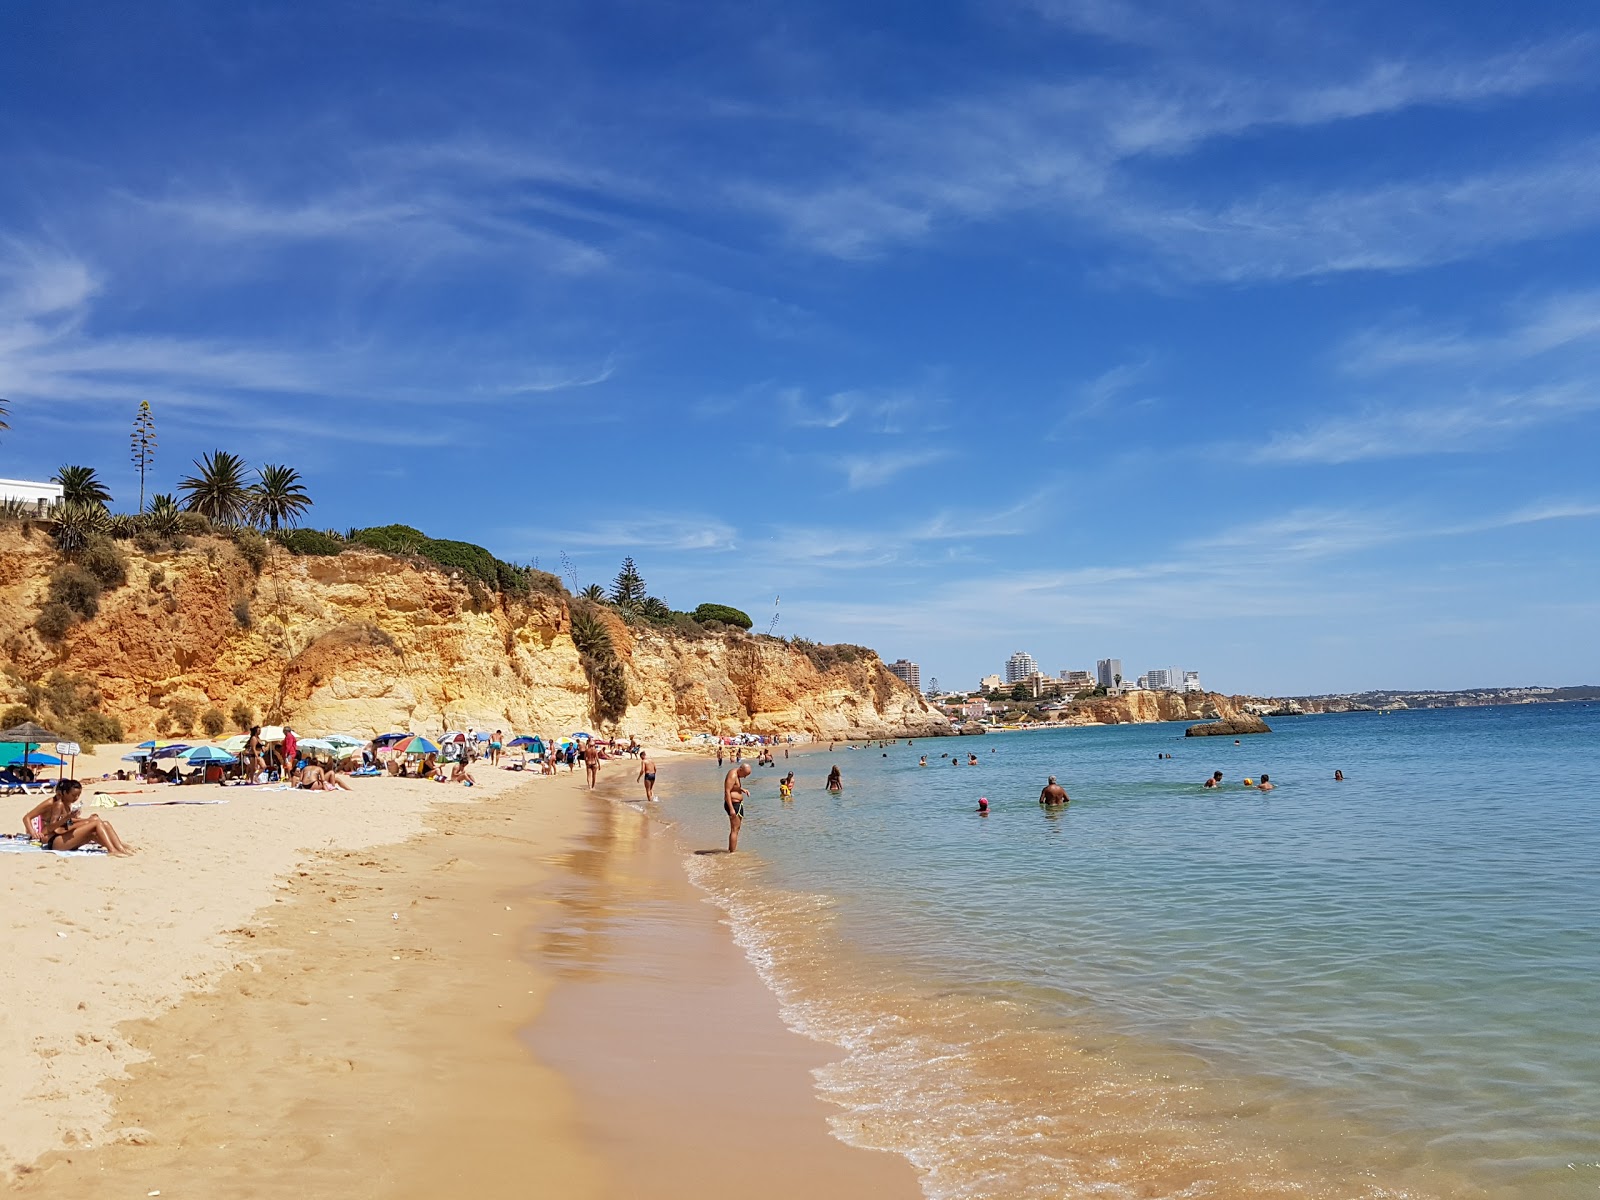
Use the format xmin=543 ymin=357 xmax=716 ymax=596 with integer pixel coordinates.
xmin=1039 ymin=776 xmax=1069 ymax=807
xmin=637 ymin=748 xmax=657 ymax=802
xmin=724 ymin=763 xmax=752 ymax=852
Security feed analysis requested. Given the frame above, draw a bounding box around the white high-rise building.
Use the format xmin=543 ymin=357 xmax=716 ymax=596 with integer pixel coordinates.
xmin=1096 ymin=658 xmax=1122 ymax=688
xmin=1006 ymin=652 xmax=1039 ymax=684
xmin=887 ymin=659 xmax=921 ymax=691
xmin=1183 ymin=670 xmax=1202 ymax=693
xmin=1059 ymin=669 xmax=1093 ymax=687
xmin=1146 ymin=667 xmax=1181 ymax=691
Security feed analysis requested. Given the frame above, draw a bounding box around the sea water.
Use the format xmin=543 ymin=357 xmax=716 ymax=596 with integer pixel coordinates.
xmin=656 ymin=704 xmax=1600 ymax=1199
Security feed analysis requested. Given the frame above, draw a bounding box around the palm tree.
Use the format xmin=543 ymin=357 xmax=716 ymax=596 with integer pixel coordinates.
xmin=249 ymin=464 xmax=312 ymax=531
xmin=178 ymin=450 xmax=251 ymax=526
xmin=579 ymin=583 xmax=607 ymax=602
xmin=53 ymin=465 xmax=113 ymax=509
xmin=0 ymin=397 xmax=9 ymax=436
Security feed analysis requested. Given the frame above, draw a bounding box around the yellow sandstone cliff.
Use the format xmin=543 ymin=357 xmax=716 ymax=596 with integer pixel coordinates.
xmin=0 ymin=527 xmax=949 ymax=743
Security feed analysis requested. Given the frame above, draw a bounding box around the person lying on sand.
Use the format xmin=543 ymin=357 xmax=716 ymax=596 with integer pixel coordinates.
xmin=23 ymin=779 xmax=133 ymax=855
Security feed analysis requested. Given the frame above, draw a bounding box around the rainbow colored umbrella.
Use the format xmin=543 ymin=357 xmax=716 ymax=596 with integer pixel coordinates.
xmin=391 ymin=735 xmax=439 ymax=756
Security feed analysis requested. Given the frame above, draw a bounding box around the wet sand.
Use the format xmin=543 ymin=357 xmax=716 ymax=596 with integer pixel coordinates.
xmin=5 ymin=756 xmax=922 ymax=1198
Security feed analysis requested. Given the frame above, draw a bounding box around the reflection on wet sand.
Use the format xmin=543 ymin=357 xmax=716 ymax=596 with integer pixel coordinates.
xmin=524 ymin=780 xmax=922 ymax=1200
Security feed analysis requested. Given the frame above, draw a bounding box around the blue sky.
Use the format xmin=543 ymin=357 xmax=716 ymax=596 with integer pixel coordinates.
xmin=3 ymin=0 xmax=1598 ymax=695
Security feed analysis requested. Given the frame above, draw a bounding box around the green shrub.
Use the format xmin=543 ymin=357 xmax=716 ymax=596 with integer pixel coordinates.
xmin=166 ymin=697 xmax=198 ymax=736
xmin=81 ymin=535 xmax=129 ymax=589
xmin=200 ymin=706 xmax=226 ymax=737
xmin=48 ymin=565 xmax=102 ymax=619
xmin=348 ymin=524 xmax=545 ymax=597
xmin=280 ymin=528 xmax=344 ymax=556
xmin=77 ymin=710 xmax=124 ymax=747
xmin=229 ymin=700 xmax=254 ymax=731
xmin=35 ymin=602 xmax=77 ymax=641
xmin=0 ymin=704 xmax=34 ymax=727
xmin=692 ymin=603 xmax=753 ymax=630
xmin=233 ymin=529 xmax=269 ymax=574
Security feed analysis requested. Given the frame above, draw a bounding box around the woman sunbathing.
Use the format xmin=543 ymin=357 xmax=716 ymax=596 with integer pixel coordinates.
xmin=23 ymin=780 xmax=133 ymax=855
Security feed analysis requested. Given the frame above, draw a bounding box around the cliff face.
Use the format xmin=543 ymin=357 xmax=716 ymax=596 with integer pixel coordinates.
xmin=0 ymin=527 xmax=948 ymax=742
xmin=1056 ymin=689 xmax=1258 ymax=727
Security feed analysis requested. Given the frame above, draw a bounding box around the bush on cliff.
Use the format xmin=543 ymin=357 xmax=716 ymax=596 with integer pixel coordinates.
xmin=788 ymin=638 xmax=871 ymax=672
xmin=48 ymin=564 xmax=103 ymax=620
xmin=9 ymin=672 xmax=123 ymax=751
xmin=348 ymin=524 xmax=546 ymax=598
xmin=279 ymin=528 xmax=345 ymax=556
xmin=80 ymin=535 xmax=128 ymax=589
xmin=692 ymin=603 xmax=753 ymax=630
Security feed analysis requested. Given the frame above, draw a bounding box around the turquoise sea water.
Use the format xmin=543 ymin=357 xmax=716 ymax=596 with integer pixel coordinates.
xmin=655 ymin=704 xmax=1600 ymax=1199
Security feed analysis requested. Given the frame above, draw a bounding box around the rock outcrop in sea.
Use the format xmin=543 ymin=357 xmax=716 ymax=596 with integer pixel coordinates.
xmin=1184 ymin=713 xmax=1273 ymax=737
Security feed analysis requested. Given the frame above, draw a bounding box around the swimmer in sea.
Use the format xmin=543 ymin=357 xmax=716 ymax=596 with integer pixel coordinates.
xmin=976 ymin=796 xmax=989 ymax=814
xmin=779 ymin=772 xmax=794 ymax=802
xmin=826 ymin=765 xmax=843 ymax=793
xmin=1039 ymin=776 xmax=1069 ymax=807
xmin=967 ymin=753 xmax=978 ymax=765
xmin=724 ymin=763 xmax=752 ymax=852
xmin=1203 ymin=770 xmax=1223 ymax=788
xmin=1257 ymin=774 xmax=1274 ymax=791
xmin=919 ymin=756 xmax=927 ymax=767
xmin=1334 ymin=770 xmax=1344 ymax=781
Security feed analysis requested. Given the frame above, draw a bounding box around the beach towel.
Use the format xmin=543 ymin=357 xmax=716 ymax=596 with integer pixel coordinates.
xmin=0 ymin=834 xmax=106 ymax=856
xmin=117 ymin=798 xmax=230 ymax=807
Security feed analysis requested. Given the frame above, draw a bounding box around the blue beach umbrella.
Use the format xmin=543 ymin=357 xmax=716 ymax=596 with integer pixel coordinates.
xmin=150 ymin=744 xmax=192 ymax=760
xmin=0 ymin=748 xmax=63 ymax=767
xmin=180 ymin=746 xmax=237 ymax=763
xmin=508 ymin=735 xmax=535 ymax=747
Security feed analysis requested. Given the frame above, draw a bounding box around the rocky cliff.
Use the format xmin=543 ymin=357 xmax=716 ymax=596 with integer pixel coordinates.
xmin=0 ymin=526 xmax=949 ymax=743
xmin=1055 ymin=689 xmax=1262 ymax=728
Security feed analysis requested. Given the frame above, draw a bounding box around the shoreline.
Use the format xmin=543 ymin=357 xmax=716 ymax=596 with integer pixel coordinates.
xmin=4 ymin=748 xmax=922 ymax=1198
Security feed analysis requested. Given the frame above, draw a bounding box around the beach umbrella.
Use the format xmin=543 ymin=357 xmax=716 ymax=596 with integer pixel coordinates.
xmin=119 ymin=752 xmax=151 ymax=762
xmin=220 ymin=734 xmax=250 ymax=752
xmin=296 ymin=738 xmax=337 ymax=753
xmin=257 ymin=725 xmax=286 ymax=743
xmin=508 ymin=735 xmax=535 ymax=747
xmin=440 ymin=731 xmax=467 ymax=743
xmin=324 ymin=734 xmax=365 ymax=749
xmin=0 ymin=748 xmax=63 ymax=767
xmin=179 ymin=746 xmax=237 ymax=763
xmin=474 ymin=731 xmax=492 ymax=742
xmin=150 ymin=744 xmax=192 ymax=760
xmin=0 ymin=722 xmax=64 ymax=774
xmin=391 ymin=735 xmax=439 ymax=756
xmin=372 ymin=732 xmax=410 ymax=748
xmin=570 ymin=731 xmax=591 ymax=740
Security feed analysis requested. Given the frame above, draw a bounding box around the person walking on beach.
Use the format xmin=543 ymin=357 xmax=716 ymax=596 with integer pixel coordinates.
xmin=724 ymin=763 xmax=752 ymax=852
xmin=717 ymin=745 xmax=724 ymax=767
xmin=583 ymin=739 xmax=601 ymax=789
xmin=1039 ymin=776 xmax=1069 ymax=807
xmin=637 ymin=750 xmax=658 ymax=802
xmin=244 ymin=725 xmax=264 ymax=782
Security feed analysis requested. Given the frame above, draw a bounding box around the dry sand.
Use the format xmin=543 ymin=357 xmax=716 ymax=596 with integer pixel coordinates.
xmin=2 ymin=746 xmax=923 ymax=1198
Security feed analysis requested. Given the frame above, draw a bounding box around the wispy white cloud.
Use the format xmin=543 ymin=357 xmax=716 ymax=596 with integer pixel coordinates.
xmin=839 ymin=447 xmax=950 ymax=489
xmin=560 ymin=515 xmax=739 ymax=553
xmin=1340 ymin=291 xmax=1600 ymax=374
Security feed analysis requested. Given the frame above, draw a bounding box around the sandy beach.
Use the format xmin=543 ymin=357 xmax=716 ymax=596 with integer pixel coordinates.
xmin=2 ymin=746 xmax=920 ymax=1198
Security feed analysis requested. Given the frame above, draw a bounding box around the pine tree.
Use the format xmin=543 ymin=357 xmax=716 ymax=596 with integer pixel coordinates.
xmin=130 ymin=401 xmax=157 ymax=512
xmin=610 ymin=556 xmax=646 ymax=608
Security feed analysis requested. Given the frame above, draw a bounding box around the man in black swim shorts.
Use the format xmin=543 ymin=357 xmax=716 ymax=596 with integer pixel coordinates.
xmin=637 ymin=749 xmax=658 ymax=802
xmin=724 ymin=763 xmax=752 ymax=852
